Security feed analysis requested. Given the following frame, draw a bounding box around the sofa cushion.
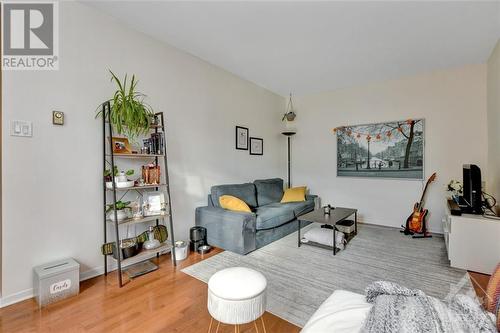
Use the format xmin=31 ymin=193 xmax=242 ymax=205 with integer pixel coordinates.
xmin=256 ymin=204 xmax=295 ymax=230
xmin=254 ymin=178 xmax=284 ymax=206
xmin=255 ymin=200 xmax=314 ymax=230
xmin=292 ymin=199 xmax=315 ymax=216
xmin=281 ymin=186 xmax=307 ymax=203
xmin=211 ymin=183 xmax=257 ymax=209
xmin=219 ymin=195 xmax=252 ymax=213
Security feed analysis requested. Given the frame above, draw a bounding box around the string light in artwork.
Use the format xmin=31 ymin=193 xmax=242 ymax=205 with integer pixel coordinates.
xmin=332 ymin=119 xmax=417 ymax=142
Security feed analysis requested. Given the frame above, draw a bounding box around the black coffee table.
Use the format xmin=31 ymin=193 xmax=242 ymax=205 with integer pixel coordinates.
xmin=298 ymin=207 xmax=357 ymax=255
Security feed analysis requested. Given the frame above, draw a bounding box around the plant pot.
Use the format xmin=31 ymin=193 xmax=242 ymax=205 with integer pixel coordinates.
xmin=112 ymin=240 xmax=140 ymax=260
xmin=107 ymin=209 xmax=129 ymax=222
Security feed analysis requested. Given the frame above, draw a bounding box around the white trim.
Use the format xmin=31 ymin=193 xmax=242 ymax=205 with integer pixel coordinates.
xmin=357 ymin=218 xmax=443 ymax=235
xmin=0 ymin=288 xmax=34 ymax=308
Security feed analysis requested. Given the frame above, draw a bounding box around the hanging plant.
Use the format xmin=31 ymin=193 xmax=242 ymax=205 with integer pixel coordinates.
xmin=96 ymin=70 xmax=155 ymax=139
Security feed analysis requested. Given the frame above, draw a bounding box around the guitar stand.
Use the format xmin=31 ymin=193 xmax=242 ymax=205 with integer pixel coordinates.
xmin=412 ymin=233 xmax=432 ymax=239
xmin=400 ymin=226 xmax=414 ymax=236
xmin=400 ymin=225 xmax=432 ymax=238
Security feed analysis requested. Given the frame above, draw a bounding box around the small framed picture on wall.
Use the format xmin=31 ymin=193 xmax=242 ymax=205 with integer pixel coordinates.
xmin=235 ymin=126 xmax=249 ymax=150
xmin=249 ymin=137 xmax=263 ymax=155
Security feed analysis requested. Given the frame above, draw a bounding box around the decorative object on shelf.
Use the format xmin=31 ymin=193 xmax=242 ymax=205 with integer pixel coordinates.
xmin=150 ymin=115 xmax=160 ymax=126
xmin=106 ymin=181 xmax=134 ymax=189
xmin=142 ymin=132 xmax=165 ymax=155
xmin=113 ymin=239 xmax=140 ymax=260
xmin=334 ymin=119 xmax=424 ymax=179
xmin=105 ymin=168 xmax=135 ymax=189
xmin=106 ymin=200 xmax=131 ymax=222
xmin=236 ymin=126 xmax=249 ymax=150
xmin=104 ymin=166 xmax=133 ymax=180
xmin=111 ymin=137 xmax=132 ymax=154
xmin=143 ymin=226 xmax=161 ymax=250
xmin=96 ymin=71 xmax=154 ymax=139
xmin=101 ymin=225 xmax=168 ymax=256
xmin=143 ymin=191 xmax=166 ymax=216
xmin=130 ymin=197 xmax=143 ymax=219
xmin=249 ymin=137 xmax=263 ymax=155
xmin=141 ymin=163 xmax=161 ymax=185
xmin=447 ymin=179 xmax=463 ymax=203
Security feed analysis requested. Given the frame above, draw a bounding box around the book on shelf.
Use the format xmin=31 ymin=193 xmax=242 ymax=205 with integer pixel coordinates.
xmin=142 ymin=132 xmax=164 ymax=155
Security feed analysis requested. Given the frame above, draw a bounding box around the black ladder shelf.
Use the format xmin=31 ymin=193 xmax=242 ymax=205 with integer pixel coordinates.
xmin=101 ymin=101 xmax=177 ymax=287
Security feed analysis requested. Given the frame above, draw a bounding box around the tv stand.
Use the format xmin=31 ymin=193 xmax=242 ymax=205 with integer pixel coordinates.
xmin=443 ymin=200 xmax=500 ymax=274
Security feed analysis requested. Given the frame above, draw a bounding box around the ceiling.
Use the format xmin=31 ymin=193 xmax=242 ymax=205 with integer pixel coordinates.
xmin=87 ymin=1 xmax=500 ymax=96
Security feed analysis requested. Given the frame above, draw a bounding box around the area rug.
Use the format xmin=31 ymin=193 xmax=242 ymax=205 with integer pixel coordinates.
xmin=181 ymin=224 xmax=473 ymax=327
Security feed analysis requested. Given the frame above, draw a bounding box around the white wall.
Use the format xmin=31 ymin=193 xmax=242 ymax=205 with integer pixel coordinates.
xmin=1 ymin=2 xmax=285 ymax=305
xmin=293 ymin=65 xmax=488 ymax=233
xmin=487 ymin=39 xmax=500 ymax=205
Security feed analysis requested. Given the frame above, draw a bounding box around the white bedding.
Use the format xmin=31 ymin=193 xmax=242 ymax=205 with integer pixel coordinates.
xmin=300 ymin=290 xmax=372 ymax=333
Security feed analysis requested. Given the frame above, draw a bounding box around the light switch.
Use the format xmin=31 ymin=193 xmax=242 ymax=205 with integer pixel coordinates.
xmin=10 ymin=120 xmax=33 ymax=137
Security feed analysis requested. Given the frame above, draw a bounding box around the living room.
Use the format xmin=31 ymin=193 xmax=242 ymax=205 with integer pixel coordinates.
xmin=1 ymin=1 xmax=500 ymax=332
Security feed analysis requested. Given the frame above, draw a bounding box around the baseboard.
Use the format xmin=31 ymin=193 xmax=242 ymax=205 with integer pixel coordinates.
xmin=357 ymin=219 xmax=444 ymax=235
xmin=0 ymin=288 xmax=34 ymax=308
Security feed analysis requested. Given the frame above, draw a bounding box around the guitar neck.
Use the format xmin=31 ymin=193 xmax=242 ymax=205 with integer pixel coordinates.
xmin=418 ymin=179 xmax=433 ymax=206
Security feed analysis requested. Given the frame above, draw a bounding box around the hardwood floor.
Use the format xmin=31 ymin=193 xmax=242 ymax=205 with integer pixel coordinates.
xmin=0 ymin=250 xmax=490 ymax=333
xmin=469 ymin=271 xmax=492 ymax=304
xmin=0 ymin=249 xmax=300 ymax=333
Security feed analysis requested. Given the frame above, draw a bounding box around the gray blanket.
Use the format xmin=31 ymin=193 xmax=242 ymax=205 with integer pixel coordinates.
xmin=362 ymin=281 xmax=497 ymax=333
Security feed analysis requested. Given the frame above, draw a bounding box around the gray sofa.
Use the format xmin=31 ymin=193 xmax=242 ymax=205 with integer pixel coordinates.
xmin=195 ymin=178 xmax=318 ymax=254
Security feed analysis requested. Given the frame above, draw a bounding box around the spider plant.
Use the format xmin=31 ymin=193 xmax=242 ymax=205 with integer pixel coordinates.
xmin=97 ymin=70 xmax=155 ymax=139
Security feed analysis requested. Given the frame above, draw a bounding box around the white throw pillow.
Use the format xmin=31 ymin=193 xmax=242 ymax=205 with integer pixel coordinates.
xmin=303 ymin=227 xmax=345 ymax=250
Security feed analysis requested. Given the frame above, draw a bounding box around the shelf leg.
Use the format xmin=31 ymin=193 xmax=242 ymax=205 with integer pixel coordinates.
xmin=160 ymin=112 xmax=177 ymax=266
xmin=107 ymin=102 xmax=123 ymax=287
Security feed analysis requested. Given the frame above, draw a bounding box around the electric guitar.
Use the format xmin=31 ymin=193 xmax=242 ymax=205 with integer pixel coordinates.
xmin=402 ymin=172 xmax=437 ymax=238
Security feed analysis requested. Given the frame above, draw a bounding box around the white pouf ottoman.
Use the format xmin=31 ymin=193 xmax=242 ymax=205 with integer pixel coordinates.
xmin=207 ymin=267 xmax=267 ymax=333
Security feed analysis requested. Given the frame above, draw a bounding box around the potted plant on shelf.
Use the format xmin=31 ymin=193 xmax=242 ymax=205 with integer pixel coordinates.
xmin=104 ymin=167 xmax=135 ymax=189
xmin=106 ymin=200 xmax=131 ymax=222
xmin=96 ymin=70 xmax=155 ymax=139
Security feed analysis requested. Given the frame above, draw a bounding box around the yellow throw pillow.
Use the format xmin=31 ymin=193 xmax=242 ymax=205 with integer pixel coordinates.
xmin=281 ymin=186 xmax=307 ymax=203
xmin=219 ymin=195 xmax=252 ymax=213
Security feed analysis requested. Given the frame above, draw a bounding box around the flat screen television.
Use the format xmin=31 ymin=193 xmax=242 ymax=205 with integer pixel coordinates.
xmin=462 ymin=164 xmax=482 ymax=214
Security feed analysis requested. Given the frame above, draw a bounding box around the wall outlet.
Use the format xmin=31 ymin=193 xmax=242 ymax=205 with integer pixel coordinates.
xmin=52 ymin=111 xmax=64 ymax=125
xmin=10 ymin=120 xmax=33 ymax=137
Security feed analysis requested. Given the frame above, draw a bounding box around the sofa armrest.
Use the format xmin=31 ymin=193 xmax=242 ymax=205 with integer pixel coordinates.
xmin=207 ymin=194 xmax=215 ymax=207
xmin=195 ymin=206 xmax=257 ymax=254
xmin=306 ymin=194 xmax=320 ymax=209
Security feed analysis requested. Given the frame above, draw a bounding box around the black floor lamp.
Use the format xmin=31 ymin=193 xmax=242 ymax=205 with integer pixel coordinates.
xmin=282 ymin=131 xmax=296 ymax=188
xmin=282 ymin=93 xmax=297 ymax=189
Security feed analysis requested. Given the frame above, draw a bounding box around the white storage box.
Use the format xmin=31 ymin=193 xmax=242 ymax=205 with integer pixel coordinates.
xmin=33 ymin=258 xmax=79 ymax=307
